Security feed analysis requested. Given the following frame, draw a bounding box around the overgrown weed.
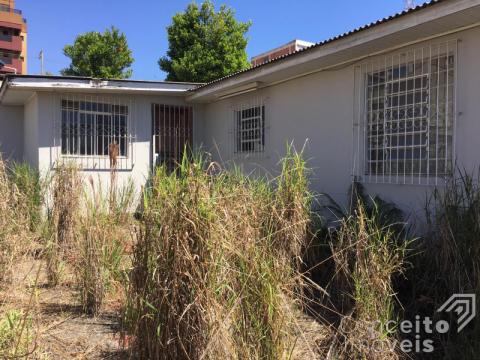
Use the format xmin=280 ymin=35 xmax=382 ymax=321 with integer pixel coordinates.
xmin=124 ymin=149 xmax=311 ymax=359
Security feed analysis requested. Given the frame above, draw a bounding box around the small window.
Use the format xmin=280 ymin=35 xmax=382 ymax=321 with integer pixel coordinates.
xmin=234 ymin=105 xmax=265 ymax=154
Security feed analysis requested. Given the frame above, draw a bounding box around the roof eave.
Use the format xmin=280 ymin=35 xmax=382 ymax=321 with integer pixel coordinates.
xmin=187 ymin=0 xmax=479 ymax=103
xmin=1 ymin=75 xmax=200 ymax=99
xmin=7 ymin=84 xmax=193 ymax=96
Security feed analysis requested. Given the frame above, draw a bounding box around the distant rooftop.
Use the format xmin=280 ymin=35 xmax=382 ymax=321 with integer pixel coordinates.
xmin=251 ymin=39 xmax=314 ymax=67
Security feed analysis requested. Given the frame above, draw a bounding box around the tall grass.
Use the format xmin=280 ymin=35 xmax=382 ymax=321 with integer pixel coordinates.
xmin=408 ymin=170 xmax=480 ymax=359
xmin=124 ymin=150 xmax=311 ymax=359
xmin=108 ymin=178 xmax=136 ymax=223
xmin=274 ymin=145 xmax=311 ymax=275
xmin=9 ymin=162 xmax=43 ymax=232
xmin=0 ymin=157 xmax=42 ymax=358
xmin=77 ymin=210 xmax=105 ymax=315
xmin=75 ymin=177 xmax=132 ymax=316
xmin=317 ymin=192 xmax=410 ymax=359
xmin=0 ymin=156 xmax=16 ymax=287
xmin=45 ymin=164 xmax=81 ymax=286
xmin=0 ymin=156 xmax=34 ymax=287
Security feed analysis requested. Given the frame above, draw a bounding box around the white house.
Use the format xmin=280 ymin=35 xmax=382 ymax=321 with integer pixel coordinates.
xmin=1 ymin=0 xmax=480 ymax=222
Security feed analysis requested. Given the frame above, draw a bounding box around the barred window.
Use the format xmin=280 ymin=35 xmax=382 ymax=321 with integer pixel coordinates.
xmin=235 ymin=105 xmax=265 ymax=154
xmin=364 ymin=42 xmax=455 ymax=184
xmin=61 ymin=99 xmax=129 ymax=157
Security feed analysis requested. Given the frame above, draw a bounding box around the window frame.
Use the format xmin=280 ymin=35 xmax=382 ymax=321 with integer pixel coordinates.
xmin=234 ymin=103 xmax=266 ymax=155
xmin=56 ymin=95 xmax=135 ymax=170
xmin=357 ymin=40 xmax=457 ymax=186
xmin=61 ymin=99 xmax=130 ymax=159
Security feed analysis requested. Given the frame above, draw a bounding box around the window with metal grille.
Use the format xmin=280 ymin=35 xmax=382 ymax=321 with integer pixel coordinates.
xmin=235 ymin=105 xmax=265 ymax=154
xmin=361 ymin=41 xmax=456 ymax=184
xmin=61 ymin=99 xmax=129 ymax=157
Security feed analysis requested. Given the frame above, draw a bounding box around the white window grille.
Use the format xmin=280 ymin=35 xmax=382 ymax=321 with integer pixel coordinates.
xmin=55 ymin=95 xmax=135 ymax=170
xmin=232 ymin=99 xmax=265 ymax=155
xmin=353 ymin=40 xmax=457 ymax=185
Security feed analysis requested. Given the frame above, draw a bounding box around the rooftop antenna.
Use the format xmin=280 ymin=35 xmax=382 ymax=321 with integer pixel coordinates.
xmin=404 ymin=0 xmax=415 ymax=10
xmin=38 ymin=50 xmax=44 ymax=75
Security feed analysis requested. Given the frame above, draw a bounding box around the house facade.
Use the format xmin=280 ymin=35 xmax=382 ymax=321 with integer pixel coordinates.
xmin=1 ymin=0 xmax=480 ymax=222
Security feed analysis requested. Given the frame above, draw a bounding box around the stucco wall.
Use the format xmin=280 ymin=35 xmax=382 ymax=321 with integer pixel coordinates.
xmin=0 ymin=104 xmax=23 ymax=161
xmin=198 ymin=26 xmax=480 ymax=226
xmin=24 ymin=94 xmax=39 ymax=167
xmin=34 ymin=91 xmax=194 ymax=198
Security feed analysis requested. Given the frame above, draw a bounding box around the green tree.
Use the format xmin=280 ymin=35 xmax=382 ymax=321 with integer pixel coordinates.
xmin=159 ymin=1 xmax=251 ymax=83
xmin=61 ymin=27 xmax=133 ymax=79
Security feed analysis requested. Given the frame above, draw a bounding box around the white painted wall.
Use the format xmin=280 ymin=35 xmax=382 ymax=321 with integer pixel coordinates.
xmin=34 ymin=91 xmax=193 ymax=198
xmin=24 ymin=94 xmax=39 ymax=168
xmin=199 ymin=69 xmax=356 ymax=211
xmin=197 ymin=27 xmax=480 ymax=226
xmin=0 ymin=104 xmax=23 ymax=161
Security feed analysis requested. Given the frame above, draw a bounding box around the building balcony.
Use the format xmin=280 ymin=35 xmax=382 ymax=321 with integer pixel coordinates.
xmin=0 ymin=5 xmax=22 ymax=15
xmin=0 ymin=35 xmax=21 ymax=52
xmin=0 ymin=6 xmax=26 ymax=29
xmin=0 ymin=57 xmax=22 ymax=74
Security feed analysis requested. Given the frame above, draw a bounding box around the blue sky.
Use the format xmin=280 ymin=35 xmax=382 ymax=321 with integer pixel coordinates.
xmin=17 ymin=0 xmax=416 ymax=80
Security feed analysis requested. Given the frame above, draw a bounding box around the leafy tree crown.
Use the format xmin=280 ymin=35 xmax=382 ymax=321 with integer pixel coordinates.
xmin=62 ymin=27 xmax=134 ymax=79
xmin=159 ymin=1 xmax=251 ymax=82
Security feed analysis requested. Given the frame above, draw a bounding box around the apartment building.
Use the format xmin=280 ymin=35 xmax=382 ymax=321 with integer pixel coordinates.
xmin=0 ymin=0 xmax=27 ymax=74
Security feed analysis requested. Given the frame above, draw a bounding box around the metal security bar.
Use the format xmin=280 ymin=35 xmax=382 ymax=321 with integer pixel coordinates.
xmin=152 ymin=104 xmax=193 ymax=171
xmin=54 ymin=94 xmax=136 ymax=170
xmin=353 ymin=40 xmax=457 ymax=185
xmin=230 ymin=98 xmax=266 ymax=157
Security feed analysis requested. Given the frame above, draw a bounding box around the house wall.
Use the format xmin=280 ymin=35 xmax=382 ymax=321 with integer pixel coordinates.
xmin=24 ymin=94 xmax=38 ymax=167
xmin=198 ymin=26 xmax=480 ymax=227
xmin=0 ymin=104 xmax=23 ymax=161
xmin=34 ymin=91 xmax=194 ymax=198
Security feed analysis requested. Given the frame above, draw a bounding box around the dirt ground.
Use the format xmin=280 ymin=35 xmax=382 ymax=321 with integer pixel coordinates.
xmin=2 ymin=257 xmax=328 ymax=359
xmin=3 ymin=258 xmax=127 ymax=359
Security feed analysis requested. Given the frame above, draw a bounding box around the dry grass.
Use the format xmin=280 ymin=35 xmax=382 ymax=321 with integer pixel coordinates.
xmin=405 ymin=170 xmax=480 ymax=359
xmin=77 ymin=216 xmax=105 ymax=316
xmin=75 ymin=176 xmax=134 ymax=316
xmin=326 ymin=203 xmax=409 ymax=360
xmin=45 ymin=164 xmax=82 ymax=286
xmin=0 ymin=157 xmax=44 ymax=358
xmin=124 ymin=149 xmax=312 ymax=359
xmin=3 ymin=149 xmax=479 ymax=359
xmin=0 ymin=155 xmax=36 ymax=288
